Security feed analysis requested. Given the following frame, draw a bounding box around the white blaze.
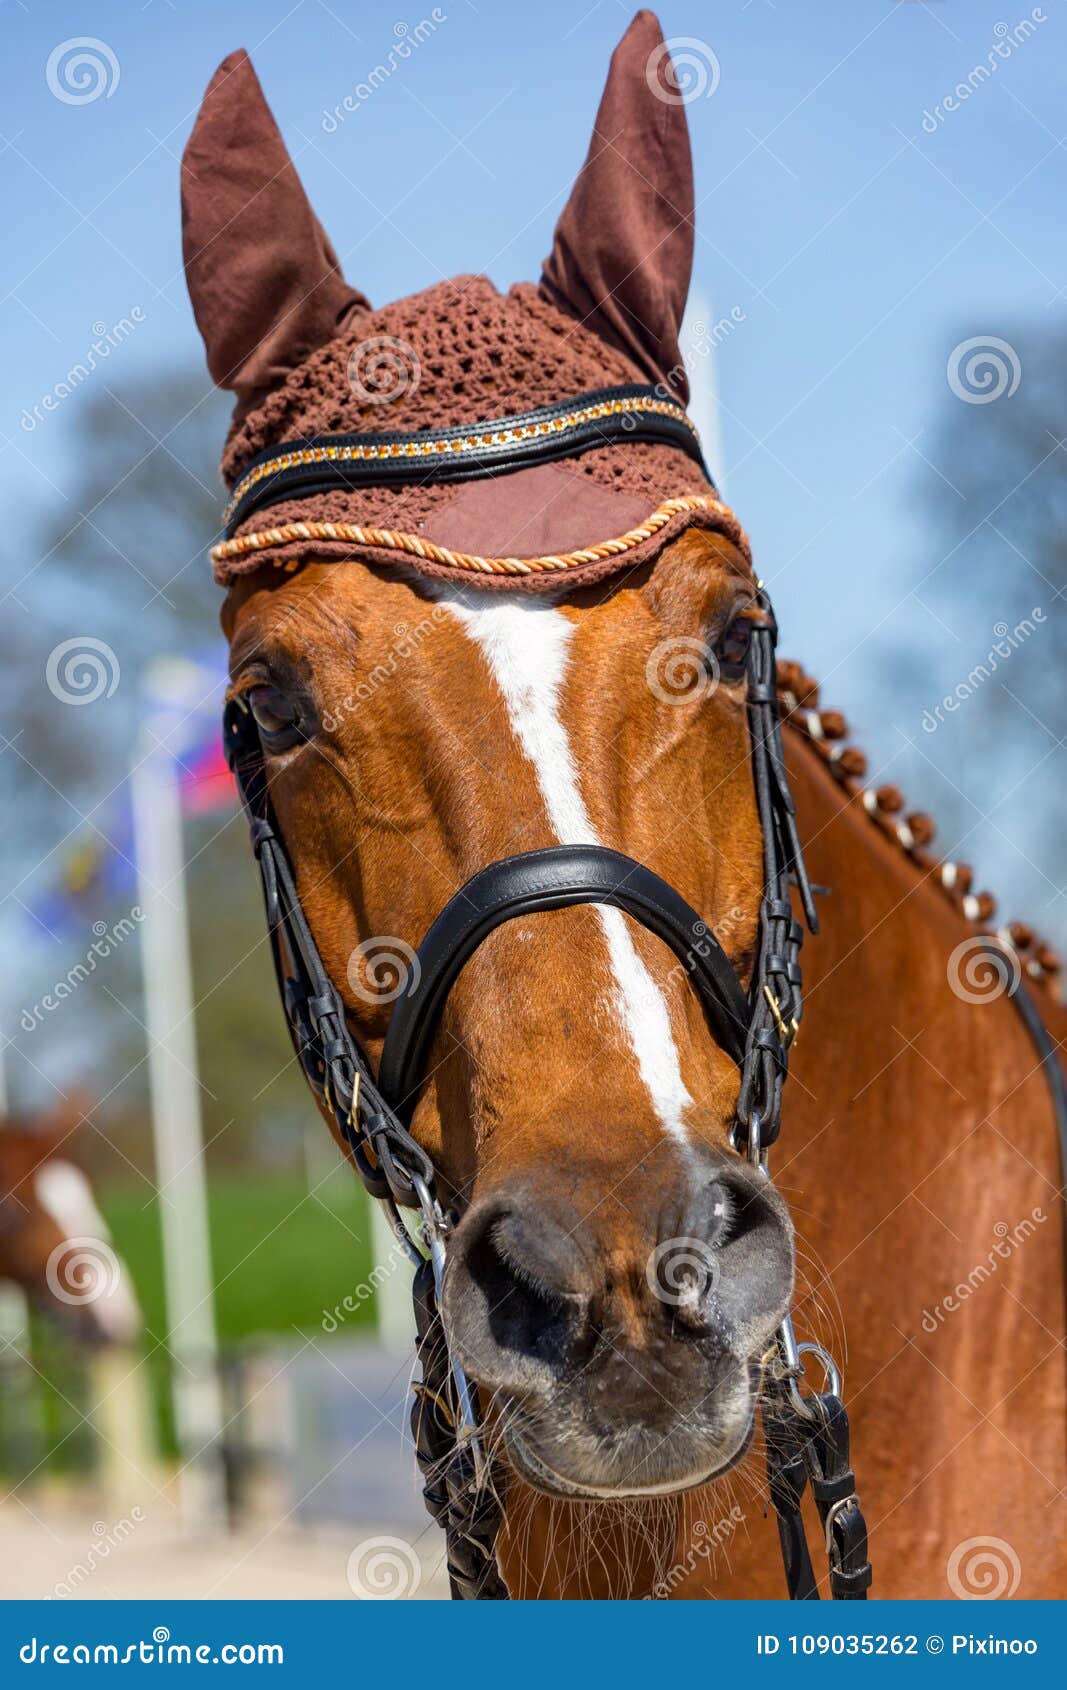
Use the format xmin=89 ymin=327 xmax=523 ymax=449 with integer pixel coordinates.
xmin=34 ymin=1159 xmax=110 ymax=1241
xmin=34 ymin=1159 xmax=141 ymax=1342
xmin=439 ymin=592 xmax=694 ymax=1140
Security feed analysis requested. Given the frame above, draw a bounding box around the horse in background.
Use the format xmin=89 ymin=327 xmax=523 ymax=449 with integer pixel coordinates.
xmin=0 ymin=1102 xmax=140 ymax=1349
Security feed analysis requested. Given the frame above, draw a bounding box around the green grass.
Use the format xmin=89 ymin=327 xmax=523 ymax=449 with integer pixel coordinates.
xmin=96 ymin=1170 xmax=381 ymax=1457
xmin=102 ymin=1170 xmax=379 ymax=1345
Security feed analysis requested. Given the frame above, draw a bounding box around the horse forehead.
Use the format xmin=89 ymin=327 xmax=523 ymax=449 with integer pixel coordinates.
xmin=425 ymin=585 xmax=630 ymax=701
xmin=33 ymin=1159 xmax=108 ymax=1239
xmin=435 ymin=589 xmax=573 ymax=682
xmin=427 ymin=590 xmax=589 ymax=780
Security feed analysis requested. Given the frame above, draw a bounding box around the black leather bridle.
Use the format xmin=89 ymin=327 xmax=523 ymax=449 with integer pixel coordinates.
xmin=224 ymin=544 xmax=877 ymax=1599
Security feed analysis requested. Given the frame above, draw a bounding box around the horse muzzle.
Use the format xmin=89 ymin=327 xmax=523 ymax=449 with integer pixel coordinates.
xmin=440 ymin=1149 xmax=793 ymax=1499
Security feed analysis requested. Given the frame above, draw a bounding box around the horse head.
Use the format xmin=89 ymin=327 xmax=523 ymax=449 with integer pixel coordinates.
xmin=186 ymin=12 xmax=794 ymax=1502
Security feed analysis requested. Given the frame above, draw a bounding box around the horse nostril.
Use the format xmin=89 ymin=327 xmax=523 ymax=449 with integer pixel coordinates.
xmin=443 ymin=1203 xmax=590 ymax=1388
xmin=645 ymin=1233 xmax=719 ymax=1321
xmin=703 ymin=1170 xmax=794 ymax=1340
xmin=443 ymin=1167 xmax=793 ymax=1391
xmin=645 ymin=1174 xmax=793 ymax=1339
xmin=645 ymin=1178 xmax=738 ymax=1322
xmin=475 ymin=1225 xmax=567 ymax=1362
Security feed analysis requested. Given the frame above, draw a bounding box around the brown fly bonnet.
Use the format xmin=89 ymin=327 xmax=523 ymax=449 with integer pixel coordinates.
xmin=183 ymin=10 xmax=751 ymax=593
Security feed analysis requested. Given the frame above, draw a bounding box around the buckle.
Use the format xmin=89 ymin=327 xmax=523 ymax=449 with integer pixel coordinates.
xmin=325 ymin=1066 xmax=359 ymax=1124
xmin=824 ymin=1493 xmax=861 ymax=1560
xmin=763 ymin=982 xmax=799 ymax=1048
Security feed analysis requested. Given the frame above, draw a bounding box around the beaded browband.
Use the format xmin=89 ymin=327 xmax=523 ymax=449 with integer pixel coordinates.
xmin=211 ymin=383 xmax=731 ymax=577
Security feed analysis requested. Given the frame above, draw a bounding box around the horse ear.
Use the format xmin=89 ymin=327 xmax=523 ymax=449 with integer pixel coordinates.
xmin=539 ymin=10 xmax=695 ymax=402
xmin=181 ymin=49 xmax=369 ymax=410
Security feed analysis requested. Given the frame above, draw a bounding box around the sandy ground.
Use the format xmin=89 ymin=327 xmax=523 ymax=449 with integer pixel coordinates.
xmin=0 ymin=1494 xmax=450 ymax=1600
xmin=1 ymin=1337 xmax=456 ymax=1598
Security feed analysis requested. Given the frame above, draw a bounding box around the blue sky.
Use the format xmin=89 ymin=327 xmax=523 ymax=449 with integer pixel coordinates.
xmin=2 ymin=0 xmax=1065 ymax=923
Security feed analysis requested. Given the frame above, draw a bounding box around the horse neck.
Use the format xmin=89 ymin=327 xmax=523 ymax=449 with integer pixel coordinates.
xmin=780 ymin=731 xmax=1067 ymax=1594
xmin=783 ymin=724 xmax=1066 ymax=1263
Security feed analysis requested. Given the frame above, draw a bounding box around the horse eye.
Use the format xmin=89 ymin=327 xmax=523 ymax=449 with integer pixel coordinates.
xmin=714 ymin=616 xmax=753 ymax=679
xmin=247 ymin=684 xmax=302 ymax=746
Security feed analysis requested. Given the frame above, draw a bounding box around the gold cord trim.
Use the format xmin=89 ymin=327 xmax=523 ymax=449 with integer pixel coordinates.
xmin=211 ymin=494 xmax=736 ymax=577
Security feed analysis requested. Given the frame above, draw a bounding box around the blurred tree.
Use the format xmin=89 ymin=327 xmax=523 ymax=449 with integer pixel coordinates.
xmin=926 ymin=327 xmax=1067 ymax=621
xmin=6 ymin=372 xmax=226 ymax=794
xmin=910 ymin=323 xmax=1067 ymax=940
xmin=3 ymin=371 xmax=308 ymax=1164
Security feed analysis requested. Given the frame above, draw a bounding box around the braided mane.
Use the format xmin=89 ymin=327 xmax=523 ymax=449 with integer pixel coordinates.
xmin=776 ymin=661 xmax=1062 ymax=996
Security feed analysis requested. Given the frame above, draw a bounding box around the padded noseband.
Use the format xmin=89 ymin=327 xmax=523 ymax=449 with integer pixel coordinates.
xmin=378 ymin=844 xmax=751 ymax=1122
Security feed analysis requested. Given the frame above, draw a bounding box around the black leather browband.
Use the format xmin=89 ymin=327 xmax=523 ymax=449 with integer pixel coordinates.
xmin=377 ymin=844 xmax=751 ymax=1124
xmin=222 ymin=383 xmax=712 ymax=537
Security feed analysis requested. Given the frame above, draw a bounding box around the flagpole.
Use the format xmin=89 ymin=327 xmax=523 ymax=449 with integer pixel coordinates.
xmin=130 ymin=729 xmax=225 ymax=1530
xmin=684 ymin=286 xmax=727 ymax=498
xmin=369 ymin=1198 xmax=415 ymax=1353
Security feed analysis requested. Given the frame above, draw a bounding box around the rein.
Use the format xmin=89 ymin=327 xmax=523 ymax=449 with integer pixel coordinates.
xmin=224 ymin=574 xmax=874 ymax=1601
